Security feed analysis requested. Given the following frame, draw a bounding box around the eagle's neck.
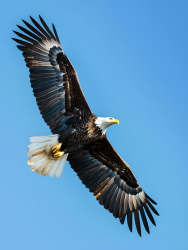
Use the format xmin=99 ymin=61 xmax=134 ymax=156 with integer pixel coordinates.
xmin=94 ymin=117 xmax=112 ymax=135
xmin=87 ymin=116 xmax=104 ymax=137
xmin=87 ymin=116 xmax=114 ymax=137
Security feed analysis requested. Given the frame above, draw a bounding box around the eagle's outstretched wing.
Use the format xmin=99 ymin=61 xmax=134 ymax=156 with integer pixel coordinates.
xmin=68 ymin=136 xmax=159 ymax=236
xmin=13 ymin=16 xmax=92 ymax=134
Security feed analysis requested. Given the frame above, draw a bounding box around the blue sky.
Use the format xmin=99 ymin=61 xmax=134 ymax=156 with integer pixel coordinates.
xmin=0 ymin=0 xmax=188 ymax=249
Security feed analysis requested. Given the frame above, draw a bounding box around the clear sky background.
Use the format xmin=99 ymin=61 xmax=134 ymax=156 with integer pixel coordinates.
xmin=0 ymin=0 xmax=187 ymax=249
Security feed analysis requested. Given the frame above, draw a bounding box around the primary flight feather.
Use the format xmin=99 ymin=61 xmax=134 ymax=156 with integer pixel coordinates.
xmin=13 ymin=15 xmax=159 ymax=236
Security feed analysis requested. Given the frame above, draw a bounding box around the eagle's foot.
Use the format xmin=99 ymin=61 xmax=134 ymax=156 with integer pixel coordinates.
xmin=53 ymin=151 xmax=64 ymax=158
xmin=52 ymin=143 xmax=62 ymax=153
xmin=52 ymin=143 xmax=64 ymax=158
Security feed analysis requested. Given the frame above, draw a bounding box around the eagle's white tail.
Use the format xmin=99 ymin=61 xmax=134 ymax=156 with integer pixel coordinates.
xmin=27 ymin=135 xmax=68 ymax=178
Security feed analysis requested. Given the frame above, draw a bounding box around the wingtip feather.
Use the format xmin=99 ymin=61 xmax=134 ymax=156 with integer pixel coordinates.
xmin=145 ymin=193 xmax=157 ymax=205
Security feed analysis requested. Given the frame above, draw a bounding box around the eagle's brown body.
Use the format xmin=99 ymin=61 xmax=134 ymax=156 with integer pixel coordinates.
xmin=59 ymin=115 xmax=100 ymax=149
xmin=13 ymin=15 xmax=159 ymax=237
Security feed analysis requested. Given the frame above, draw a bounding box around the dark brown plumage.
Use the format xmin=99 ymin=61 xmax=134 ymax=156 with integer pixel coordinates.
xmin=13 ymin=15 xmax=159 ymax=237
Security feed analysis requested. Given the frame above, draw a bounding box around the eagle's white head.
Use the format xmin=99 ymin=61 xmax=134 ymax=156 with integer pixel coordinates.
xmin=95 ymin=117 xmax=119 ymax=135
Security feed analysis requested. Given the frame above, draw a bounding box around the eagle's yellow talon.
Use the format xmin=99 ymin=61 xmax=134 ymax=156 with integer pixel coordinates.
xmin=53 ymin=148 xmax=58 ymax=153
xmin=52 ymin=143 xmax=62 ymax=153
xmin=52 ymin=143 xmax=64 ymax=157
xmin=54 ymin=151 xmax=64 ymax=158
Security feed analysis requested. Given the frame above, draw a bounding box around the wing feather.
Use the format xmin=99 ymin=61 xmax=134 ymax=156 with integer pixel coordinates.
xmin=119 ymin=191 xmax=126 ymax=219
xmin=140 ymin=206 xmax=150 ymax=234
xmin=68 ymin=137 xmax=159 ymax=236
xmin=103 ymin=183 xmax=117 ymax=209
xmin=127 ymin=210 xmax=132 ymax=232
xmin=144 ymin=204 xmax=156 ymax=226
xmin=13 ymin=16 xmax=92 ymax=134
xmin=134 ymin=210 xmax=141 ymax=236
xmin=90 ymin=174 xmax=112 ymax=193
xmin=147 ymin=200 xmax=159 ymax=216
xmin=29 ymin=16 xmax=51 ymax=39
xmin=113 ymin=189 xmax=122 ymax=218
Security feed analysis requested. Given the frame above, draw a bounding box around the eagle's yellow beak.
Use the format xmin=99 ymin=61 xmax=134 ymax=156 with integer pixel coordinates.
xmin=112 ymin=119 xmax=119 ymax=124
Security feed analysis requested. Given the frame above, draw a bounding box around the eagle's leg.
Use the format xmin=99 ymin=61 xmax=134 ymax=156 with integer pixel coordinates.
xmin=52 ymin=143 xmax=64 ymax=158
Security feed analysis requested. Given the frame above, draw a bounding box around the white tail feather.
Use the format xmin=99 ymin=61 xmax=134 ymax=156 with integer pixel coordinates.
xmin=27 ymin=134 xmax=68 ymax=178
xmin=42 ymin=160 xmax=54 ymax=176
xmin=56 ymin=154 xmax=68 ymax=178
xmin=28 ymin=153 xmax=45 ymax=165
xmin=27 ymin=148 xmax=45 ymax=157
xmin=49 ymin=160 xmax=61 ymax=177
xmin=27 ymin=141 xmax=47 ymax=151
xmin=36 ymin=157 xmax=48 ymax=174
xmin=30 ymin=158 xmax=44 ymax=171
xmin=29 ymin=135 xmax=55 ymax=143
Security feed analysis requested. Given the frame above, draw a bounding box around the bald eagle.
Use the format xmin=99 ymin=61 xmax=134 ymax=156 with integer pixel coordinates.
xmin=13 ymin=16 xmax=159 ymax=236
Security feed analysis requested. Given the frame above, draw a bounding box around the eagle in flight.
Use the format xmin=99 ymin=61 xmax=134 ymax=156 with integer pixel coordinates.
xmin=13 ymin=16 xmax=159 ymax=236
